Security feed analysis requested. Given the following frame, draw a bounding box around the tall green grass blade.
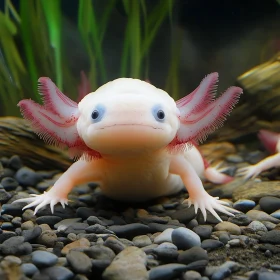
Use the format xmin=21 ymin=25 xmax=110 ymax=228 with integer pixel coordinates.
xmin=41 ymin=0 xmax=63 ymax=89
xmin=100 ymin=0 xmax=117 ymax=42
xmin=5 ymin=0 xmax=21 ymax=23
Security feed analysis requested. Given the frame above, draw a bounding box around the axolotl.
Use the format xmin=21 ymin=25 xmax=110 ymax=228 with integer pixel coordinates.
xmin=237 ymin=129 xmax=280 ymax=179
xmin=14 ymin=73 xmax=242 ymax=221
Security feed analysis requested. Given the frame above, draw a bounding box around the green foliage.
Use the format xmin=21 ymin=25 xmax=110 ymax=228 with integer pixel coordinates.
xmin=0 ymin=0 xmax=181 ymax=116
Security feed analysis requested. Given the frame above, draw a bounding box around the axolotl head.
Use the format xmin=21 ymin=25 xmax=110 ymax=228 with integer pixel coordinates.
xmin=76 ymin=78 xmax=180 ymax=154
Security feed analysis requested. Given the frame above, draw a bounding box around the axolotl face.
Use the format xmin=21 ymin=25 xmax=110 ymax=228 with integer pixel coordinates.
xmin=76 ymin=78 xmax=180 ymax=155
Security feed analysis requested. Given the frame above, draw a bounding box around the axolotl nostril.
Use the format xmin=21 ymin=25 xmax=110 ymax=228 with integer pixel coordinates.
xmin=13 ymin=73 xmax=242 ymax=221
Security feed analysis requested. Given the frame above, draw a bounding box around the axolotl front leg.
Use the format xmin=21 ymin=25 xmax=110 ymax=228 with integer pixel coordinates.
xmin=169 ymin=155 xmax=237 ymax=221
xmin=14 ymin=160 xmax=102 ymax=214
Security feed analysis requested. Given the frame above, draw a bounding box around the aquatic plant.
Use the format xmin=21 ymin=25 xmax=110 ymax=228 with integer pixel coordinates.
xmin=0 ymin=0 xmax=181 ymax=116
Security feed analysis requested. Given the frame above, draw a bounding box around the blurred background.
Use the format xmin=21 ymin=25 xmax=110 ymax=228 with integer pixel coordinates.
xmin=1 ymin=0 xmax=280 ymax=117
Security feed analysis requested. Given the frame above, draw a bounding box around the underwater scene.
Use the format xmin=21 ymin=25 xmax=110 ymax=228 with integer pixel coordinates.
xmin=0 ymin=0 xmax=280 ymax=279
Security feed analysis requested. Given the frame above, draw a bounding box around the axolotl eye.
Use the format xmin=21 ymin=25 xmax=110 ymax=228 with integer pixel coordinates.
xmin=152 ymin=105 xmax=165 ymax=122
xmin=91 ymin=104 xmax=106 ymax=122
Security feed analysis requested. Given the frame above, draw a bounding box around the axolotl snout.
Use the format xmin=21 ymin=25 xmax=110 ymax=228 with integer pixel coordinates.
xmin=14 ymin=73 xmax=242 ymax=221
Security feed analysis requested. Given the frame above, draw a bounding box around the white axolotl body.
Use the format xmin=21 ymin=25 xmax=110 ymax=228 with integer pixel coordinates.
xmin=237 ymin=129 xmax=280 ymax=179
xmin=14 ymin=73 xmax=242 ymax=221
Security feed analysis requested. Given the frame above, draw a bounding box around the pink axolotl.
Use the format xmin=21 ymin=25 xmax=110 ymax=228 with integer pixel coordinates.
xmin=13 ymin=72 xmax=242 ymax=221
xmin=237 ymin=129 xmax=280 ymax=179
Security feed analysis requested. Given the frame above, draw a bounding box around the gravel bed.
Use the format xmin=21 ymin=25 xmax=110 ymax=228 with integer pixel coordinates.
xmin=0 ymin=147 xmax=280 ymax=280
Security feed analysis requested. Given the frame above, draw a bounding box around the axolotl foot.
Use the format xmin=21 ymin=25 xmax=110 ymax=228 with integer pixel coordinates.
xmin=12 ymin=190 xmax=68 ymax=215
xmin=183 ymin=192 xmax=239 ymax=222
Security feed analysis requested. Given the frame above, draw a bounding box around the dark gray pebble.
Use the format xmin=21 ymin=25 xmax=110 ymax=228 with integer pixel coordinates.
xmin=0 ymin=236 xmax=32 ymax=255
xmin=219 ymin=233 xmax=230 ymax=245
xmin=76 ymin=207 xmax=97 ymax=219
xmin=259 ymin=244 xmax=280 ymax=254
xmin=1 ymin=222 xmax=14 ymax=230
xmin=92 ymin=259 xmax=111 ymax=271
xmin=103 ymin=236 xmax=126 ymax=254
xmin=148 ymin=222 xmax=180 ymax=233
xmin=108 ymin=223 xmax=151 ymax=239
xmin=211 ymin=261 xmax=240 ymax=280
xmin=178 ymin=246 xmax=208 ymax=265
xmin=36 ymin=205 xmax=75 ymax=219
xmin=33 ymin=266 xmax=74 ymax=280
xmin=270 ymin=264 xmax=280 ymax=271
xmin=0 ymin=231 xmax=16 ymax=243
xmin=111 ymin=215 xmax=126 ymax=225
xmin=184 ymin=260 xmax=208 ymax=272
xmin=85 ymin=224 xmax=113 ymax=234
xmin=84 ymin=244 xmax=115 ymax=261
xmin=36 ymin=216 xmax=62 ymax=226
xmin=8 ymin=155 xmax=23 ymax=170
xmin=260 ymin=230 xmax=280 ymax=244
xmin=15 ymin=167 xmax=42 ymax=186
xmin=66 ymin=250 xmax=92 ymax=274
xmin=193 ymin=225 xmax=213 ymax=240
xmin=138 ymin=215 xmax=169 ymax=224
xmin=11 ymin=216 xmax=22 ymax=227
xmin=32 ymin=250 xmax=58 ymax=267
xmin=233 ymin=199 xmax=256 ymax=212
xmin=87 ymin=215 xmax=114 ymax=226
xmin=201 ymin=239 xmax=224 ymax=251
xmin=169 ymin=207 xmax=196 ymax=224
xmin=21 ymin=263 xmax=39 ymax=277
xmin=63 ymin=223 xmax=88 ymax=234
xmin=153 ymin=243 xmax=179 ymax=261
xmin=228 ymin=213 xmax=252 ymax=226
xmin=1 ymin=203 xmax=25 ymax=216
xmin=149 ymin=263 xmax=188 ymax=280
xmin=172 ymin=227 xmax=201 ymax=250
xmin=258 ymin=272 xmax=280 ymax=280
xmin=0 ymin=168 xmax=15 ymax=179
xmin=36 ymin=180 xmax=54 ymax=192
xmin=22 ymin=226 xmax=42 ymax=242
xmin=1 ymin=177 xmax=19 ymax=191
xmin=0 ymin=189 xmax=12 ymax=203
xmin=162 ymin=202 xmax=180 ymax=209
xmin=147 ymin=204 xmax=165 ymax=212
xmin=259 ymin=196 xmax=280 ymax=214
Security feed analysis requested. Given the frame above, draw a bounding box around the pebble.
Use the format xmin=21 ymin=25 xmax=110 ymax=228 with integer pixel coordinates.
xmin=183 ymin=270 xmax=202 ymax=280
xmin=54 ymin=218 xmax=82 ymax=230
xmin=0 ymin=231 xmax=16 ymax=243
xmin=259 ymin=196 xmax=280 ymax=214
xmin=36 ymin=215 xmax=62 ymax=226
xmin=87 ymin=215 xmax=114 ymax=226
xmin=1 ymin=177 xmax=19 ymax=191
xmin=246 ymin=210 xmax=280 ymax=223
xmin=85 ymin=244 xmax=115 ymax=261
xmin=103 ymin=236 xmax=126 ymax=254
xmin=154 ymin=228 xmax=174 ymax=244
xmin=22 ymin=226 xmax=42 ymax=242
xmin=132 ymin=235 xmax=152 ymax=247
xmin=103 ymin=246 xmax=148 ymax=280
xmin=8 ymin=155 xmax=23 ymax=170
xmin=214 ymin=222 xmax=241 ymax=235
xmin=32 ymin=250 xmax=58 ymax=267
xmin=61 ymin=238 xmax=91 ymax=255
xmin=260 ymin=230 xmax=280 ymax=244
xmin=211 ymin=261 xmax=240 ymax=280
xmin=252 ymin=271 xmax=280 ymax=280
xmin=271 ymin=210 xmax=280 ymax=219
xmin=21 ymin=263 xmax=39 ymax=277
xmin=21 ymin=220 xmax=34 ymax=230
xmin=66 ymin=250 xmax=92 ymax=274
xmin=148 ymin=263 xmax=188 ymax=280
xmin=15 ymin=167 xmax=42 ymax=186
xmin=36 ymin=230 xmax=57 ymax=247
xmin=233 ymin=199 xmax=256 ymax=212
xmin=193 ymin=225 xmax=213 ymax=240
xmin=172 ymin=227 xmax=201 ymax=249
xmin=178 ymin=246 xmax=208 ymax=265
xmin=228 ymin=213 xmax=252 ymax=226
xmin=4 ymin=255 xmax=22 ymax=264
xmin=63 ymin=223 xmax=89 ymax=234
xmin=0 ymin=236 xmax=32 ymax=255
xmin=201 ymin=239 xmax=224 ymax=251
xmin=33 ymin=266 xmax=74 ymax=280
xmin=0 ymin=189 xmax=12 ymax=203
xmin=108 ymin=223 xmax=151 ymax=239
xmin=152 ymin=242 xmax=178 ymax=261
xmin=247 ymin=221 xmax=268 ymax=232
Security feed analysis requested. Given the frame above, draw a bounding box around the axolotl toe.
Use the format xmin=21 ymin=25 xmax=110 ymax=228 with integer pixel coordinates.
xmin=13 ymin=73 xmax=242 ymax=221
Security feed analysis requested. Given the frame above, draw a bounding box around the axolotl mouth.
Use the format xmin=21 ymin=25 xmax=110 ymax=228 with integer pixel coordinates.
xmin=98 ymin=124 xmax=163 ymax=130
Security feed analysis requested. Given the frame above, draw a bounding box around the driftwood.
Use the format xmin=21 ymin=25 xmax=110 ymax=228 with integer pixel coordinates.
xmin=0 ymin=117 xmax=235 ymax=170
xmin=0 ymin=117 xmax=71 ymax=170
xmin=210 ymin=52 xmax=280 ymax=142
